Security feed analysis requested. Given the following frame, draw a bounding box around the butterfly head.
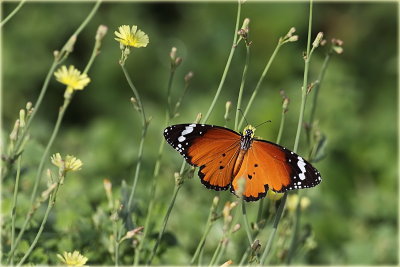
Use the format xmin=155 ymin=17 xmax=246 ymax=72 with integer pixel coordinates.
xmin=243 ymin=125 xmax=256 ymax=138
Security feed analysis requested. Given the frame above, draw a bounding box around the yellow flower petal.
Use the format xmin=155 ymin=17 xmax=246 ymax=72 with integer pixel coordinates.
xmin=114 ymin=25 xmax=149 ymax=48
xmin=51 ymin=153 xmax=83 ymax=173
xmin=57 ymin=250 xmax=88 ymax=266
xmin=54 ymin=65 xmax=90 ymax=92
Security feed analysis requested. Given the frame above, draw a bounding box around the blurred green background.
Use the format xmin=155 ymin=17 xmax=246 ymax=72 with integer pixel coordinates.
xmin=2 ymin=1 xmax=398 ymax=265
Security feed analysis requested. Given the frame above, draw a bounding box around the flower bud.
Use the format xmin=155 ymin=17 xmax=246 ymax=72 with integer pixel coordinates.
xmin=19 ymin=109 xmax=26 ymax=128
xmin=288 ymin=35 xmax=299 ymax=42
xmin=174 ymin=172 xmax=183 ymax=186
xmin=221 ymin=260 xmax=233 ymax=267
xmin=174 ymin=57 xmax=182 ymax=67
xmin=125 ymin=226 xmax=144 ymax=239
xmin=224 ymin=101 xmax=232 ymax=121
xmin=212 ymin=196 xmax=220 ymax=207
xmin=26 ymin=102 xmax=32 ymax=111
xmin=184 ymin=71 xmax=194 ymax=84
xmin=232 ymin=223 xmax=241 ymax=233
xmin=9 ymin=120 xmax=20 ymax=141
xmin=312 ymin=32 xmax=324 ymax=48
xmin=65 ymin=35 xmax=77 ymax=53
xmin=170 ymin=47 xmax=177 ymax=61
xmin=96 ymin=25 xmax=108 ymax=41
xmin=285 ymin=27 xmax=296 ymax=38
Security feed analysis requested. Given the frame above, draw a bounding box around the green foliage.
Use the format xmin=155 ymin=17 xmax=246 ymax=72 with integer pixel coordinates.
xmin=2 ymin=1 xmax=397 ymax=265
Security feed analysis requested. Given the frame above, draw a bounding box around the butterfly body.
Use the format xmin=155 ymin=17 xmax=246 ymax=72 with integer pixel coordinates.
xmin=164 ymin=123 xmax=321 ymax=201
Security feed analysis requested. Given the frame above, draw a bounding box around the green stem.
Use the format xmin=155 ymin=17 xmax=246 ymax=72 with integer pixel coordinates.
xmin=293 ymin=1 xmax=313 ymax=154
xmin=134 ymin=63 xmax=179 ymax=265
xmin=235 ymin=45 xmax=250 ymax=131
xmin=276 ymin=110 xmax=286 ymax=146
xmin=121 ymin=65 xmax=148 ymax=213
xmin=190 ymin=199 xmax=216 ymax=265
xmin=17 ymin=183 xmax=61 ymax=266
xmin=9 ymin=99 xmax=71 ymax=260
xmin=307 ymin=52 xmax=331 ymax=144
xmin=238 ymin=41 xmax=283 ymax=130
xmin=8 ymin=61 xmax=58 ymax=164
xmin=133 ymin=191 xmax=154 ymax=266
xmin=259 ymin=193 xmax=287 ymax=265
xmin=7 ymin=3 xmax=102 ymax=259
xmin=286 ymin=2 xmax=314 ymax=264
xmin=203 ymin=1 xmax=241 ymax=123
xmin=166 ymin=67 xmax=176 ymax=119
xmin=10 ymin=155 xmax=22 ymax=265
xmin=114 ymin=220 xmax=119 ymax=266
xmin=285 ymin=198 xmax=301 ymax=264
xmin=147 ymin=184 xmax=182 ymax=265
xmin=208 ymin=240 xmax=223 ymax=267
xmin=13 ymin=0 xmax=101 ymax=157
xmin=241 ymin=201 xmax=253 ymax=246
xmin=0 ymin=0 xmax=26 ymax=27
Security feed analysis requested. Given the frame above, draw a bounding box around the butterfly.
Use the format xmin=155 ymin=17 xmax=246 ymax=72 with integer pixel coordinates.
xmin=164 ymin=124 xmax=322 ymax=201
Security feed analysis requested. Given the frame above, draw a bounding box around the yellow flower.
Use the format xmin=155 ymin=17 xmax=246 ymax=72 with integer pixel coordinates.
xmin=57 ymin=250 xmax=88 ymax=266
xmin=114 ymin=25 xmax=149 ymax=48
xmin=54 ymin=65 xmax=90 ymax=95
xmin=51 ymin=153 xmax=83 ymax=172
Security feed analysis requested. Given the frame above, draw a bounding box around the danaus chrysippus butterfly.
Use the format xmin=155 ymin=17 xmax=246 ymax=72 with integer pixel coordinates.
xmin=164 ymin=124 xmax=322 ymax=201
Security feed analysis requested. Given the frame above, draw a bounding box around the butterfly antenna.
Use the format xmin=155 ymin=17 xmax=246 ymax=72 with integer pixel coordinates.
xmin=238 ymin=109 xmax=249 ymax=125
xmin=255 ymin=120 xmax=272 ymax=128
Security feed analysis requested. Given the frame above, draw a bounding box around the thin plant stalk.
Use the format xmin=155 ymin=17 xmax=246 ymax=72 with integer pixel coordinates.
xmin=147 ymin=1 xmax=243 ymax=263
xmin=190 ymin=198 xmax=216 ymax=265
xmin=238 ymin=41 xmax=283 ymax=130
xmin=203 ymin=0 xmax=241 ymax=123
xmin=147 ymin=184 xmax=182 ymax=265
xmin=259 ymin=193 xmax=288 ymax=264
xmin=0 ymin=0 xmax=26 ymax=27
xmin=212 ymin=202 xmax=241 ymax=265
xmin=134 ymin=62 xmax=179 ymax=265
xmin=208 ymin=241 xmax=223 ymax=267
xmin=10 ymin=155 xmax=22 ymax=265
xmin=8 ymin=0 xmax=101 ymax=166
xmin=286 ymin=1 xmax=316 ymax=263
xmin=235 ymin=45 xmax=250 ymax=131
xmin=114 ymin=220 xmax=119 ymax=266
xmin=8 ymin=18 xmax=103 ymax=260
xmin=120 ymin=65 xmax=148 ymax=213
xmin=17 ymin=183 xmax=61 ymax=266
xmin=259 ymin=1 xmax=314 ymax=265
xmin=241 ymin=201 xmax=253 ymax=246
xmin=9 ymin=99 xmax=71 ymax=261
xmin=133 ymin=193 xmax=154 ymax=265
xmin=307 ymin=51 xmax=332 ymax=141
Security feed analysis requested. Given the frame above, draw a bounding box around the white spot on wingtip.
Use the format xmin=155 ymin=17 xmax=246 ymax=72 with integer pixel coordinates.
xmin=178 ymin=136 xmax=186 ymax=142
xmin=297 ymin=156 xmax=306 ymax=180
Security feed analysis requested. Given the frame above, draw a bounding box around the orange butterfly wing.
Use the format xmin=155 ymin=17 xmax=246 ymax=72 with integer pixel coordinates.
xmin=231 ymin=140 xmax=322 ymax=201
xmin=164 ymin=124 xmax=241 ymax=190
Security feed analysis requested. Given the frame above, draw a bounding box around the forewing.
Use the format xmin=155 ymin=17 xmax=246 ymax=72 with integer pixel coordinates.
xmin=231 ymin=139 xmax=322 ymax=201
xmin=164 ymin=124 xmax=241 ymax=190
